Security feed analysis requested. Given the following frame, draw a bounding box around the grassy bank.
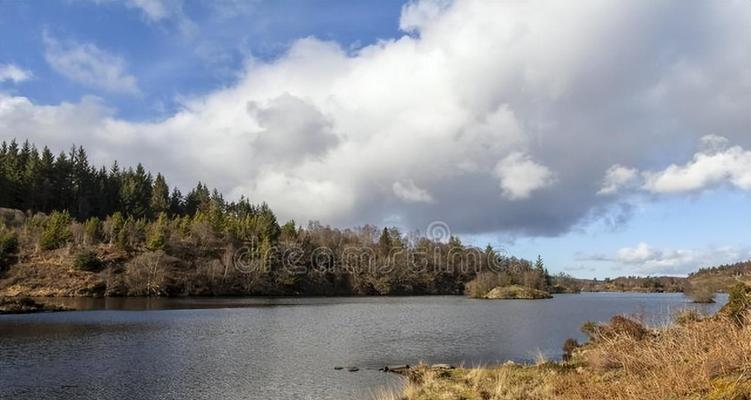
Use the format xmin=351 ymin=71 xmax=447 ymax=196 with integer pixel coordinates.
xmin=379 ymin=284 xmax=751 ymax=400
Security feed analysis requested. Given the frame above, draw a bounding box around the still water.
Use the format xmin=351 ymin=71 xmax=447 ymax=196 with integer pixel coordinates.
xmin=0 ymin=293 xmax=725 ymax=400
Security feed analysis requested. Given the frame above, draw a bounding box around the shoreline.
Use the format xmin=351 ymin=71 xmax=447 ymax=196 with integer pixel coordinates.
xmin=378 ymin=284 xmax=751 ymax=400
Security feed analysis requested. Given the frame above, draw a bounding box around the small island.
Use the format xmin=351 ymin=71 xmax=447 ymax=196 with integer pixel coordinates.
xmin=482 ymin=285 xmax=552 ymax=300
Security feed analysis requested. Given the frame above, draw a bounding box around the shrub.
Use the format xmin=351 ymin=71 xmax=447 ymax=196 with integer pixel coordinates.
xmin=0 ymin=228 xmax=19 ymax=268
xmin=103 ymin=212 xmax=124 ymax=244
xmin=145 ymin=213 xmax=168 ymax=251
xmin=581 ymin=315 xmax=648 ymax=342
xmin=465 ymin=272 xmax=507 ymax=298
xmin=40 ymin=211 xmax=73 ymax=250
xmin=724 ymin=282 xmax=751 ymax=326
xmin=73 ymin=249 xmax=103 ymax=272
xmin=83 ymin=217 xmax=101 ymax=245
xmin=562 ymin=338 xmax=579 ymax=362
xmin=685 ymin=282 xmax=716 ymax=303
xmin=125 ymin=251 xmax=167 ymax=296
xmin=674 ymin=308 xmax=703 ymax=325
xmin=606 ymin=315 xmax=648 ymax=340
xmin=581 ymin=321 xmax=600 ymax=341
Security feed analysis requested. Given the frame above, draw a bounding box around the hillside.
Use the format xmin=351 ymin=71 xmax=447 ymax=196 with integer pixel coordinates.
xmin=688 ymin=260 xmax=751 ymax=292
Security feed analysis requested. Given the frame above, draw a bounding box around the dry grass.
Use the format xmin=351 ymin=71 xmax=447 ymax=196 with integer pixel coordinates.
xmin=378 ymin=311 xmax=751 ymax=400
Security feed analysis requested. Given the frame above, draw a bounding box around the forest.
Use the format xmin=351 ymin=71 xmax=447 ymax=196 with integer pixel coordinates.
xmin=0 ymin=139 xmax=578 ymax=297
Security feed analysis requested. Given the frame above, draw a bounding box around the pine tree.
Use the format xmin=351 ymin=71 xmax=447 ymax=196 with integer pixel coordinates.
xmin=168 ymin=188 xmax=184 ymax=216
xmin=120 ymin=164 xmax=152 ymax=218
xmin=378 ymin=227 xmax=392 ymax=256
xmin=150 ymin=173 xmax=170 ymax=215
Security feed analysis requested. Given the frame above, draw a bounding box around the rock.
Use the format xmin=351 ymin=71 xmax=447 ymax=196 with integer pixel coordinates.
xmin=347 ymin=367 xmax=359 ymax=372
xmin=384 ymin=365 xmax=410 ymax=373
xmin=431 ymin=364 xmax=454 ymax=370
xmin=334 ymin=366 xmax=343 ymax=370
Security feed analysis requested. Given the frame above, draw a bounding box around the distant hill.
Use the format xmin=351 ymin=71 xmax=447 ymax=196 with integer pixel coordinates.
xmin=687 ymin=260 xmax=751 ymax=292
xmin=576 ymin=276 xmax=686 ymax=293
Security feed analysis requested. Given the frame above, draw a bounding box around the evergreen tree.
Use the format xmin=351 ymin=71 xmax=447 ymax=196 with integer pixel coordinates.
xmin=378 ymin=227 xmax=392 ymax=256
xmin=150 ymin=173 xmax=170 ymax=215
xmin=168 ymin=188 xmax=184 ymax=216
xmin=120 ymin=164 xmax=152 ymax=218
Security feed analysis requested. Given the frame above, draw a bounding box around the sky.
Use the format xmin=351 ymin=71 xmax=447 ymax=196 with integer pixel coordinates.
xmin=0 ymin=0 xmax=749 ymax=278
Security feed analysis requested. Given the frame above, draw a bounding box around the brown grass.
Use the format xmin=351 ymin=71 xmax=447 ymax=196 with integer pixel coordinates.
xmin=379 ymin=312 xmax=751 ymax=400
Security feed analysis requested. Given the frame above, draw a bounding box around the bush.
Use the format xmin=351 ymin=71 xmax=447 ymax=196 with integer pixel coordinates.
xmin=674 ymin=308 xmax=703 ymax=325
xmin=125 ymin=251 xmax=167 ymax=296
xmin=465 ymin=272 xmax=510 ymax=298
xmin=145 ymin=213 xmax=168 ymax=251
xmin=73 ymin=249 xmax=103 ymax=272
xmin=724 ymin=282 xmax=751 ymax=326
xmin=685 ymin=282 xmax=715 ymax=303
xmin=40 ymin=211 xmax=72 ymax=250
xmin=0 ymin=228 xmax=19 ymax=268
xmin=581 ymin=315 xmax=648 ymax=342
xmin=562 ymin=338 xmax=579 ymax=362
xmin=83 ymin=217 xmax=101 ymax=245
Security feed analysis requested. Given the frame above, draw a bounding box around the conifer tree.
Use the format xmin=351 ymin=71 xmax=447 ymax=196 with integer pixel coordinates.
xmin=150 ymin=173 xmax=170 ymax=215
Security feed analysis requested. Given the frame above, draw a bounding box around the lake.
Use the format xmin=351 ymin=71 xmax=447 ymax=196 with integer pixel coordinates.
xmin=0 ymin=293 xmax=725 ymax=400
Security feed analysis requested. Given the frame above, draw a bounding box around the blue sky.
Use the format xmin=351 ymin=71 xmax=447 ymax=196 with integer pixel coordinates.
xmin=0 ymin=0 xmax=405 ymax=119
xmin=0 ymin=0 xmax=749 ymax=277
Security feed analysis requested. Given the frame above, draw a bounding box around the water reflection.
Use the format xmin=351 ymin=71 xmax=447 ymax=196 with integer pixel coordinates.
xmin=0 ymin=293 xmax=726 ymax=400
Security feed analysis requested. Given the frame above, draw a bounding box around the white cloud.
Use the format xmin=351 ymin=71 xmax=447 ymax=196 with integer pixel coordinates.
xmin=642 ymin=137 xmax=751 ymax=193
xmin=598 ymin=165 xmax=639 ymax=195
xmin=599 ymin=135 xmax=751 ymax=195
xmin=399 ymin=0 xmax=451 ymax=32
xmin=393 ymin=180 xmax=434 ymax=203
xmin=247 ymin=93 xmax=339 ymax=166
xmin=1 ymin=0 xmax=750 ymax=235
xmin=0 ymin=64 xmax=32 ymax=83
xmin=43 ymin=33 xmax=140 ymax=94
xmin=126 ymin=0 xmax=171 ymax=21
xmin=494 ymin=152 xmax=555 ymax=200
xmin=610 ymin=242 xmax=747 ymax=275
xmin=86 ymin=0 xmax=197 ymax=37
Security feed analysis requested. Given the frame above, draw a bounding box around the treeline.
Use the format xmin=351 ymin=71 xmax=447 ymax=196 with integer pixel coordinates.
xmin=686 ymin=260 xmax=751 ymax=295
xmin=0 ymin=139 xmax=580 ymax=297
xmin=0 ymin=139 xmax=239 ymax=220
xmin=0 ymin=207 xmax=569 ymax=296
xmin=690 ymin=261 xmax=751 ymax=279
xmin=578 ymin=276 xmax=685 ymax=293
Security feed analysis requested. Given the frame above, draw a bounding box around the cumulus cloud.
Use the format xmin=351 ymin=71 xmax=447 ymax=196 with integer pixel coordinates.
xmin=393 ymin=180 xmax=434 ymax=203
xmin=2 ymin=0 xmax=750 ymax=235
xmin=598 ymin=165 xmax=638 ymax=195
xmin=605 ymin=242 xmax=748 ymax=275
xmin=494 ymin=152 xmax=555 ymax=200
xmin=642 ymin=137 xmax=751 ymax=193
xmin=247 ymin=93 xmax=339 ymax=166
xmin=43 ymin=33 xmax=140 ymax=94
xmin=0 ymin=64 xmax=32 ymax=83
xmin=600 ymin=135 xmax=751 ymax=195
